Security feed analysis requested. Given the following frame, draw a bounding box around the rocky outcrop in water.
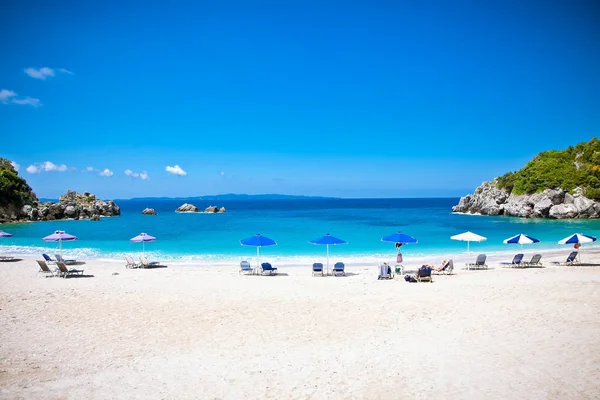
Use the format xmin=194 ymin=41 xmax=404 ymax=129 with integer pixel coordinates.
xmin=453 ymin=181 xmax=600 ymax=219
xmin=176 ymin=203 xmax=199 ymax=213
xmin=17 ymin=190 xmax=121 ymax=222
xmin=142 ymin=208 xmax=157 ymax=215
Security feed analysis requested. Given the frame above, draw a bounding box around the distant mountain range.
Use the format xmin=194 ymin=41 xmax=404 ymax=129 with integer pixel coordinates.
xmin=120 ymin=194 xmax=338 ymax=201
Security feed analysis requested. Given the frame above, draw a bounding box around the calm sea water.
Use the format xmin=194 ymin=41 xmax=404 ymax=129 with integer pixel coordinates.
xmin=1 ymin=198 xmax=599 ymax=265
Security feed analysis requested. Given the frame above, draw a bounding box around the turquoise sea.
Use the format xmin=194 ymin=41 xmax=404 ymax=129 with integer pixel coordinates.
xmin=1 ymin=198 xmax=599 ymax=265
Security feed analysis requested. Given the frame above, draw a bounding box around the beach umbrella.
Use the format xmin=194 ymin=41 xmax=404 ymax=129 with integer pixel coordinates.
xmin=240 ymin=234 xmax=277 ymax=269
xmin=558 ymin=233 xmax=596 ymax=263
xmin=503 ymin=233 xmax=540 ymax=251
xmin=42 ymin=230 xmax=77 ymax=257
xmin=558 ymin=233 xmax=597 ymax=245
xmin=451 ymin=231 xmax=487 ymax=253
xmin=309 ymin=234 xmax=347 ymax=275
xmin=0 ymin=231 xmax=13 ymax=237
xmin=130 ymin=233 xmax=156 ymax=256
xmin=381 ymin=232 xmax=418 ymax=244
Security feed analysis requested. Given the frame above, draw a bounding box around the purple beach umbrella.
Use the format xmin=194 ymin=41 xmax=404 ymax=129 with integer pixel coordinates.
xmin=0 ymin=231 xmax=13 ymax=238
xmin=42 ymin=230 xmax=78 ymax=256
xmin=130 ymin=233 xmax=156 ymax=256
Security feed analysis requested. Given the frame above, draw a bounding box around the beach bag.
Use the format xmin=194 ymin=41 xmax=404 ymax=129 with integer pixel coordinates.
xmin=404 ymin=274 xmax=417 ymax=283
xmin=396 ymin=253 xmax=403 ymax=264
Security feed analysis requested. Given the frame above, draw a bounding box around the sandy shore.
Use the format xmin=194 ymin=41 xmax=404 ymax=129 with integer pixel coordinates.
xmin=1 ymin=251 xmax=600 ymax=399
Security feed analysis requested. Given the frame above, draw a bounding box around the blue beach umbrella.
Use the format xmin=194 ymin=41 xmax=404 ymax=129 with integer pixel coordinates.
xmin=381 ymin=232 xmax=418 ymax=244
xmin=503 ymin=233 xmax=540 ymax=251
xmin=130 ymin=232 xmax=157 ymax=256
xmin=240 ymin=234 xmax=277 ymax=269
xmin=309 ymin=234 xmax=347 ymax=275
xmin=558 ymin=233 xmax=596 ymax=245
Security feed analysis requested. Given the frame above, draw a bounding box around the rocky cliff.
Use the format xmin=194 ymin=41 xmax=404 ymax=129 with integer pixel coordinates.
xmin=18 ymin=190 xmax=121 ymax=222
xmin=0 ymin=158 xmax=38 ymax=223
xmin=452 ymin=181 xmax=600 ymax=219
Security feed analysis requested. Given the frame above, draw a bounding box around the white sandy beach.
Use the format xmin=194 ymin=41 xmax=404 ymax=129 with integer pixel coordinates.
xmin=1 ymin=251 xmax=600 ymax=400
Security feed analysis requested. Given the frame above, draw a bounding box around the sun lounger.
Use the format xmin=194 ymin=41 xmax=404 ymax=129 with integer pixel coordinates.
xmin=260 ymin=262 xmax=278 ymax=275
xmin=140 ymin=255 xmax=164 ymax=268
xmin=524 ymin=254 xmax=543 ymax=267
xmin=240 ymin=260 xmax=255 ymax=275
xmin=55 ymin=253 xmax=78 ymax=265
xmin=0 ymin=255 xmax=15 ymax=262
xmin=332 ymin=262 xmax=345 ymax=276
xmin=312 ymin=262 xmax=323 ymax=276
xmin=36 ymin=260 xmax=58 ymax=277
xmin=433 ymin=259 xmax=454 ymax=275
xmin=466 ymin=254 xmax=487 ymax=270
xmin=550 ymin=251 xmax=579 ymax=266
xmin=42 ymin=253 xmax=56 ymax=264
xmin=417 ymin=265 xmax=433 ymax=282
xmin=56 ymin=261 xmax=84 ymax=278
xmin=378 ymin=264 xmax=393 ymax=280
xmin=125 ymin=255 xmax=140 ymax=268
xmin=500 ymin=253 xmax=524 ymax=268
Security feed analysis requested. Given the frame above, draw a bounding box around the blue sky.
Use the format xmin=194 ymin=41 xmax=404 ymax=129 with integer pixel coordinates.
xmin=2 ymin=0 xmax=599 ymax=199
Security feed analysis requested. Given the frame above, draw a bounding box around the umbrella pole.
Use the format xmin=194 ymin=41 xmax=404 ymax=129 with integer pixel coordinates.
xmin=467 ymin=241 xmax=470 ymax=254
xmin=143 ymin=241 xmax=145 ymax=257
xmin=257 ymin=247 xmax=260 ymax=270
xmin=59 ymin=239 xmax=62 ymax=257
xmin=326 ymin=244 xmax=329 ymax=276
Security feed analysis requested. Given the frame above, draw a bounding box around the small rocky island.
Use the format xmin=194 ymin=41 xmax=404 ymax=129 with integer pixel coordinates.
xmin=454 ymin=138 xmax=600 ymax=219
xmin=142 ymin=208 xmax=157 ymax=215
xmin=175 ymin=203 xmax=226 ymax=213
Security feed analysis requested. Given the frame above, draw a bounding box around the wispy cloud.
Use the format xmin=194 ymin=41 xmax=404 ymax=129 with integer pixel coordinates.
xmin=24 ymin=67 xmax=55 ymax=80
xmin=165 ymin=165 xmax=187 ymax=176
xmin=10 ymin=161 xmax=20 ymax=172
xmin=1 ymin=89 xmax=41 ymax=107
xmin=84 ymin=166 xmax=95 ymax=172
xmin=98 ymin=168 xmax=114 ymax=177
xmin=26 ymin=161 xmax=69 ymax=174
xmin=125 ymin=169 xmax=149 ymax=180
xmin=24 ymin=67 xmax=74 ymax=80
xmin=221 ymin=171 xmax=225 ymax=176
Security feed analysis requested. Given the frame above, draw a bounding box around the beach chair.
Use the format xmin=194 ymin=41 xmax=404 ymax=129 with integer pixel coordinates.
xmin=140 ymin=255 xmax=162 ymax=268
xmin=312 ymin=262 xmax=323 ymax=276
xmin=125 ymin=255 xmax=139 ymax=268
xmin=466 ymin=254 xmax=487 ymax=270
xmin=240 ymin=260 xmax=255 ymax=275
xmin=551 ymin=251 xmax=579 ymax=266
xmin=332 ymin=262 xmax=345 ymax=276
xmin=524 ymin=254 xmax=543 ymax=267
xmin=260 ymin=262 xmax=278 ymax=275
xmin=417 ymin=265 xmax=433 ymax=282
xmin=42 ymin=253 xmax=56 ymax=264
xmin=378 ymin=263 xmax=393 ymax=280
xmin=36 ymin=260 xmax=58 ymax=277
xmin=56 ymin=261 xmax=84 ymax=278
xmin=433 ymin=259 xmax=454 ymax=275
xmin=55 ymin=253 xmax=77 ymax=265
xmin=500 ymin=253 xmax=524 ymax=268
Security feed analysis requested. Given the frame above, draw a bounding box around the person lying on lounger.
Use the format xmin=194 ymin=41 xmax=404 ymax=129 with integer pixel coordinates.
xmin=421 ymin=261 xmax=446 ymax=272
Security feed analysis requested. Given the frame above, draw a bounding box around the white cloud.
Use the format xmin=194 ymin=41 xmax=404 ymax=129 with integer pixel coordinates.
xmin=0 ymin=89 xmax=17 ymax=103
xmin=26 ymin=161 xmax=68 ymax=173
xmin=26 ymin=165 xmax=40 ymax=174
xmin=99 ymin=168 xmax=113 ymax=177
xmin=41 ymin=161 xmax=67 ymax=172
xmin=85 ymin=166 xmax=95 ymax=172
xmin=58 ymin=68 xmax=74 ymax=75
xmin=220 ymin=171 xmax=225 ymax=176
xmin=0 ymin=89 xmax=41 ymax=107
xmin=125 ymin=169 xmax=149 ymax=180
xmin=10 ymin=161 xmax=20 ymax=172
xmin=24 ymin=67 xmax=55 ymax=80
xmin=165 ymin=164 xmax=187 ymax=176
xmin=11 ymin=97 xmax=42 ymax=107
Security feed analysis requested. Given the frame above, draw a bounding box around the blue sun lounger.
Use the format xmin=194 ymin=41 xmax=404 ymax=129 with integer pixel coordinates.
xmin=240 ymin=260 xmax=255 ymax=275
xmin=312 ymin=263 xmax=323 ymax=276
xmin=261 ymin=262 xmax=278 ymax=275
xmin=500 ymin=253 xmax=524 ymax=267
xmin=332 ymin=262 xmax=345 ymax=276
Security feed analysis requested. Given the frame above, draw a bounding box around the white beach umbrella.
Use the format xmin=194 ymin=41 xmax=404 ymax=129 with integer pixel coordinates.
xmin=450 ymin=231 xmax=487 ymax=253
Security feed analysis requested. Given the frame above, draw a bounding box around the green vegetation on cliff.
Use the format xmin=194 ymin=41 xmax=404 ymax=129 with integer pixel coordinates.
xmin=0 ymin=158 xmax=38 ymax=208
xmin=496 ymin=138 xmax=600 ymax=199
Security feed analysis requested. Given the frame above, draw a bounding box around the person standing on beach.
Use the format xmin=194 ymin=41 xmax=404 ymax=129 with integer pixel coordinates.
xmin=396 ymin=242 xmax=403 ymax=264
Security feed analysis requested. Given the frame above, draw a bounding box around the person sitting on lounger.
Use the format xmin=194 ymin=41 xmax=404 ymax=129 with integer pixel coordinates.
xmin=431 ymin=260 xmax=448 ymax=272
